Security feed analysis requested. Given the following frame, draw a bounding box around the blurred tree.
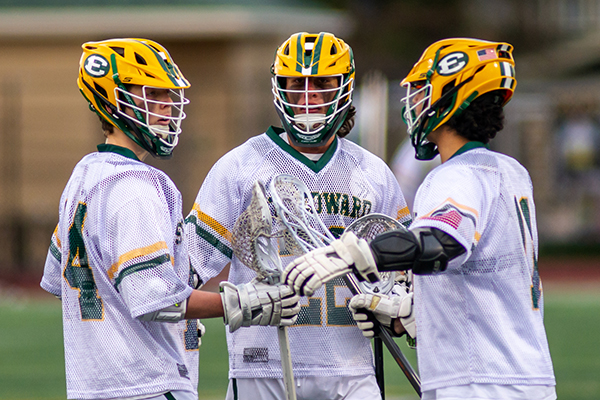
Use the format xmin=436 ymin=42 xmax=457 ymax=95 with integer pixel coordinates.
xmin=314 ymin=0 xmax=553 ymax=81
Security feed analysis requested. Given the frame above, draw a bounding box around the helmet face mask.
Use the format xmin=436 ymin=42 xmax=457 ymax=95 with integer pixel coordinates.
xmin=114 ymin=85 xmax=188 ymax=150
xmin=403 ymin=81 xmax=432 ymax=139
xmin=271 ymin=32 xmax=355 ymax=148
xmin=78 ymin=38 xmax=190 ymax=158
xmin=273 ymin=74 xmax=351 ymax=144
xmin=400 ymin=38 xmax=516 ymax=160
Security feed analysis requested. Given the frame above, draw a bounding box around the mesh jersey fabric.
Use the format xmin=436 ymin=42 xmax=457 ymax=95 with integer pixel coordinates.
xmin=40 ymin=145 xmax=198 ymax=399
xmin=186 ymin=126 xmax=411 ymax=379
xmin=410 ymin=144 xmax=556 ymax=392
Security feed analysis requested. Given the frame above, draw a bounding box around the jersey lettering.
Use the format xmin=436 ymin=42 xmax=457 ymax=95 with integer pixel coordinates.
xmin=515 ymin=197 xmax=541 ymax=310
xmin=184 ymin=319 xmax=199 ymax=351
xmin=185 ymin=266 xmax=199 ymax=351
xmin=63 ymin=202 xmax=104 ymax=320
xmin=312 ymin=191 xmax=372 ymax=219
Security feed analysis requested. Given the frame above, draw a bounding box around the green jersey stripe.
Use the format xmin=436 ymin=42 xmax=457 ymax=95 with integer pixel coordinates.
xmin=50 ymin=241 xmax=61 ymax=262
xmin=185 ymin=215 xmax=233 ymax=259
xmin=113 ymin=253 xmax=171 ymax=290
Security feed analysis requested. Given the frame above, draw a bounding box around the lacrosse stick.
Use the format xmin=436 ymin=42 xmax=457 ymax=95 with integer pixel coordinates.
xmin=345 ymin=213 xmax=402 ymax=400
xmin=269 ymin=173 xmax=336 ymax=255
xmin=231 ymin=181 xmax=296 ymax=400
xmin=344 ymin=213 xmax=420 ymax=397
xmin=269 ymin=174 xmax=421 ymax=396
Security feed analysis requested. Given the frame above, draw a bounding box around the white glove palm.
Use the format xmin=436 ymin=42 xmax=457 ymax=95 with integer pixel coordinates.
xmin=221 ymin=280 xmax=300 ymax=332
xmin=283 ymin=231 xmax=379 ymax=296
xmin=349 ymin=288 xmax=416 ymax=339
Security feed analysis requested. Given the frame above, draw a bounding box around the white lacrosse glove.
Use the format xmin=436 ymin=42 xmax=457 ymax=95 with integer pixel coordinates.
xmin=197 ymin=320 xmax=206 ymax=347
xmin=283 ymin=231 xmax=379 ymax=297
xmin=349 ymin=287 xmax=416 ymax=339
xmin=220 ymin=280 xmax=300 ymax=333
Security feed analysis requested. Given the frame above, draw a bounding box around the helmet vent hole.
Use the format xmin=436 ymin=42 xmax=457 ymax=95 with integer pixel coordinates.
xmin=330 ymin=45 xmax=338 ymax=55
xmin=328 ymin=61 xmax=337 ymax=68
xmin=94 ymin=82 xmax=108 ymax=99
xmin=147 ymin=44 xmax=162 ymax=52
xmin=110 ymin=47 xmax=125 ymax=57
xmin=304 ymin=37 xmax=316 ymax=56
xmin=135 ymin=53 xmax=147 ymax=65
xmin=145 ymin=72 xmax=156 ymax=79
xmin=283 ymin=44 xmax=290 ymax=55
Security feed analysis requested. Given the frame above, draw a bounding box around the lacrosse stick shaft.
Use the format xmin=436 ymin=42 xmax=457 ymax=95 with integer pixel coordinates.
xmin=343 ymin=274 xmax=422 ymax=396
xmin=374 ymin=336 xmax=385 ymax=400
xmin=231 ymin=181 xmax=297 ymax=400
xmin=278 ymin=326 xmax=297 ymax=400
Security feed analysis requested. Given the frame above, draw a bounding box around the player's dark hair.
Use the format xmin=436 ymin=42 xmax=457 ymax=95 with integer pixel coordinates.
xmin=99 ymin=84 xmax=135 ymax=136
xmin=444 ymin=90 xmax=505 ymax=143
xmin=99 ymin=115 xmax=114 ymax=136
xmin=336 ymin=105 xmax=356 ymax=138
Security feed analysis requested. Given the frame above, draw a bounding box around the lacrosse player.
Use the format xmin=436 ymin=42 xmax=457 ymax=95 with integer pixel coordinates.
xmin=185 ymin=32 xmax=412 ymax=400
xmin=40 ymin=38 xmax=299 ymax=400
xmin=284 ymin=38 xmax=557 ymax=399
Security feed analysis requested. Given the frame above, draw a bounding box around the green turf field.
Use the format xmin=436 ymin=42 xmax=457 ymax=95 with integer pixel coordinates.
xmin=1 ymin=288 xmax=598 ymax=399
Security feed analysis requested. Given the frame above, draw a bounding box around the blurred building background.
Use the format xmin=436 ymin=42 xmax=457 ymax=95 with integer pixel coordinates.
xmin=0 ymin=0 xmax=599 ymax=281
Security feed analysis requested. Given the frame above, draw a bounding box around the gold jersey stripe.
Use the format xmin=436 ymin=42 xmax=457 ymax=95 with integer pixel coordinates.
xmin=53 ymin=224 xmax=62 ymax=249
xmin=397 ymin=206 xmax=411 ymax=220
xmin=108 ymin=241 xmax=170 ymax=280
xmin=191 ymin=203 xmax=232 ymax=243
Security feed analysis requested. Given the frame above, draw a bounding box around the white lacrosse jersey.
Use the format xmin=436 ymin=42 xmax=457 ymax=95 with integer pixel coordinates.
xmin=410 ymin=142 xmax=556 ymax=392
xmin=40 ymin=144 xmax=198 ymax=399
xmin=186 ymin=127 xmax=411 ymax=379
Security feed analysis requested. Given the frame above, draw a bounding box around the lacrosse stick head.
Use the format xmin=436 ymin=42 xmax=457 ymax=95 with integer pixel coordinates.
xmin=269 ymin=174 xmax=335 ymax=254
xmin=231 ymin=181 xmax=282 ymax=284
xmin=345 ymin=213 xmax=408 ymax=295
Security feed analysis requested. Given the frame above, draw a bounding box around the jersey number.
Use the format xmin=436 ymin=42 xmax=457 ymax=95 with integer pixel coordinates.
xmin=294 ymin=277 xmax=355 ymax=327
xmin=63 ymin=202 xmax=104 ymax=320
xmin=515 ymin=197 xmax=541 ymax=310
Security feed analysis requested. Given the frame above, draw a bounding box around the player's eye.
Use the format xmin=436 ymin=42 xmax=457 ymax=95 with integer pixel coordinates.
xmin=287 ymin=78 xmax=304 ymax=89
xmin=315 ymin=77 xmax=338 ymax=89
xmin=410 ymin=82 xmax=425 ymax=90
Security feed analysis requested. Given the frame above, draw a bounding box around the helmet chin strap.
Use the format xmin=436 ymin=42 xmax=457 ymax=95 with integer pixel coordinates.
xmin=293 ymin=113 xmax=326 ymax=132
xmin=415 ymin=142 xmax=438 ymax=160
xmin=150 ymin=125 xmax=171 ymax=140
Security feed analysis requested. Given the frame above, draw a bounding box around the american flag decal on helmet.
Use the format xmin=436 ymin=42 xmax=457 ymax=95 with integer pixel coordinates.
xmin=477 ymin=48 xmax=496 ymax=61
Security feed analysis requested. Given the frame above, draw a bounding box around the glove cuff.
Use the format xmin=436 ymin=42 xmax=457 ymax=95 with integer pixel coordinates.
xmin=340 ymin=232 xmax=379 ymax=283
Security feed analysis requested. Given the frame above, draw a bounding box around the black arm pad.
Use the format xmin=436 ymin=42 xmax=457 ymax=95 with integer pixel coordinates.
xmin=369 ymin=227 xmax=466 ymax=275
xmin=369 ymin=229 xmax=420 ymax=271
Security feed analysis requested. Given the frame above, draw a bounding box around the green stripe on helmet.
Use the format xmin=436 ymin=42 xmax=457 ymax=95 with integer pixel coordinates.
xmin=295 ymin=33 xmax=304 ymax=73
xmin=139 ymin=40 xmax=183 ymax=87
xmin=110 ymin=53 xmax=145 ymax=122
xmin=310 ymin=33 xmax=325 ymax=74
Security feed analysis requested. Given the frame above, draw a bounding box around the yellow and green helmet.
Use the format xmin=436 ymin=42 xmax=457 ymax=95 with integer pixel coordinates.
xmin=77 ymin=38 xmax=190 ymax=158
xmin=271 ymin=32 xmax=355 ymax=147
xmin=401 ymin=38 xmax=516 ymax=160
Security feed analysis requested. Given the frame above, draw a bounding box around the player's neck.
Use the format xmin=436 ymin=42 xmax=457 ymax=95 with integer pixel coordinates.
xmin=105 ymin=130 xmax=149 ymax=161
xmin=429 ymin=126 xmax=469 ymax=163
xmin=288 ymin=134 xmax=335 ymax=155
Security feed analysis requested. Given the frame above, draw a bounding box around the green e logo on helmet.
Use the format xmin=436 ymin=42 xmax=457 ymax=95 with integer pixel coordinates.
xmin=436 ymin=52 xmax=468 ymax=76
xmin=84 ymin=55 xmax=110 ymax=77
